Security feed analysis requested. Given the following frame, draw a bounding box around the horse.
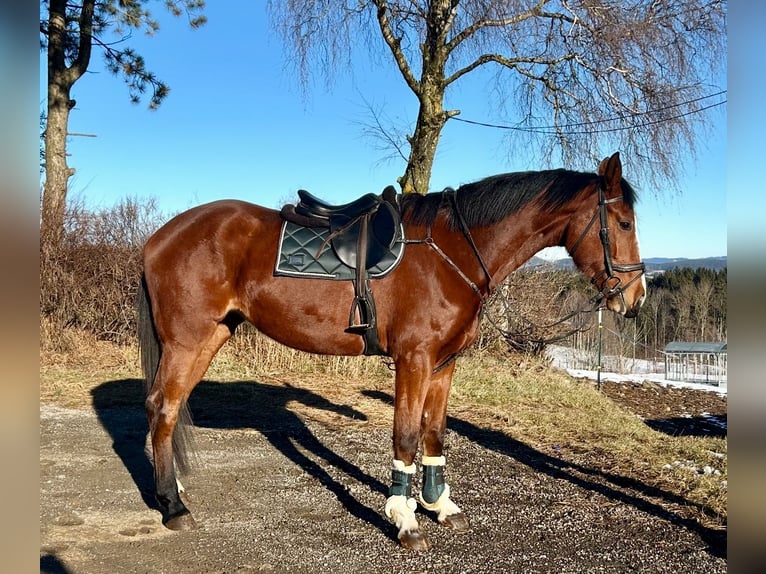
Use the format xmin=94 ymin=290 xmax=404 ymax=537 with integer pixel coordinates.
xmin=137 ymin=152 xmax=646 ymax=551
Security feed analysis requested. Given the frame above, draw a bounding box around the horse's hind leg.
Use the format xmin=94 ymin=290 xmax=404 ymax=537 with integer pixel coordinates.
xmin=146 ymin=323 xmax=232 ymax=530
xmin=418 ymin=362 xmax=469 ymax=531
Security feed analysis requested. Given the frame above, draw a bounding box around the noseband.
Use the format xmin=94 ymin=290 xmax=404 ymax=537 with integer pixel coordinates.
xmin=569 ymin=180 xmax=645 ymax=306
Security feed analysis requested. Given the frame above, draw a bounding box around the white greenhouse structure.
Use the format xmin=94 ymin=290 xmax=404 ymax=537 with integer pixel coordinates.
xmin=663 ymin=341 xmax=727 ymax=386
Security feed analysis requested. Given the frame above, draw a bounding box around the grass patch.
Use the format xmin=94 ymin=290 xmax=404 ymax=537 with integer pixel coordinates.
xmin=451 ymin=356 xmax=727 ymax=527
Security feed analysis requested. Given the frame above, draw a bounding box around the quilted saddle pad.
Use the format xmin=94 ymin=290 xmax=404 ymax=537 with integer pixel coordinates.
xmin=274 ymin=221 xmax=405 ymax=281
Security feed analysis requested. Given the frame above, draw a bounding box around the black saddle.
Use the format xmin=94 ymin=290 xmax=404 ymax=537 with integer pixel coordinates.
xmin=281 ymin=186 xmax=400 ymax=270
xmin=279 ymin=186 xmax=402 ymax=356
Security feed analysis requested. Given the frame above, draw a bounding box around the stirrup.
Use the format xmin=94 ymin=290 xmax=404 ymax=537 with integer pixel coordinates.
xmin=347 ymin=296 xmax=372 ymax=333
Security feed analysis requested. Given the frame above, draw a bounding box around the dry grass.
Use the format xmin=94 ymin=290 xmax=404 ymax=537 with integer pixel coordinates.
xmin=39 ymin=325 xmax=726 ymax=528
xmin=450 ymin=356 xmax=727 ymax=527
xmin=211 ymin=324 xmax=390 ymax=381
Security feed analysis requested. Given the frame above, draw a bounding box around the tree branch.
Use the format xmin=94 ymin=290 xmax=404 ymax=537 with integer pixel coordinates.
xmin=68 ymin=0 xmax=96 ymax=84
xmin=448 ymin=0 xmax=555 ymax=52
xmin=446 ymin=52 xmax=576 ymax=86
xmin=372 ymin=0 xmax=421 ymax=97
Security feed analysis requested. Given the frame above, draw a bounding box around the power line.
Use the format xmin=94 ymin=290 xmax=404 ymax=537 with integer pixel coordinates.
xmin=452 ymin=91 xmax=726 ymax=135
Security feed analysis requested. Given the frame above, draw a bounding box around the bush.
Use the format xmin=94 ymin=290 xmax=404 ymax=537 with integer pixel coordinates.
xmin=42 ymin=196 xmax=687 ymax=369
xmin=40 ymin=197 xmax=166 ymax=347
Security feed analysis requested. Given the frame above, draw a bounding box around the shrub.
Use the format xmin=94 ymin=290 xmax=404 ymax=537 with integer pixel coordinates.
xmin=40 ymin=197 xmax=166 ymax=347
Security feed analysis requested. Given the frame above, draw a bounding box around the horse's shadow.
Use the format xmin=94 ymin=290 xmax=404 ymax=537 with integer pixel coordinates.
xmin=90 ymin=378 xmax=391 ymax=537
xmin=361 ymin=389 xmax=726 ymax=560
xmin=40 ymin=553 xmax=74 ymax=574
xmin=91 ymin=379 xmax=725 ymax=560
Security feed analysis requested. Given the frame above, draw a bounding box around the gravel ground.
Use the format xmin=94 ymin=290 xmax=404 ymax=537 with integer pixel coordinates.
xmin=40 ymin=379 xmax=726 ymax=574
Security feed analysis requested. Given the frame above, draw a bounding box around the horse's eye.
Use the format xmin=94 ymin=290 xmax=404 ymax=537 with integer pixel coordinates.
xmin=619 ymin=221 xmax=632 ymax=231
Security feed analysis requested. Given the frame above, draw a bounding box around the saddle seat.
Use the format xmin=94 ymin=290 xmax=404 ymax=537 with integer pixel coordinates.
xmin=296 ymin=189 xmax=381 ymax=220
xmin=281 ymin=186 xmax=400 ymax=271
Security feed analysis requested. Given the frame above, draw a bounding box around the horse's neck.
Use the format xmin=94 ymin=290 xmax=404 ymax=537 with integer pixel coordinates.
xmin=472 ymin=208 xmax=573 ymax=285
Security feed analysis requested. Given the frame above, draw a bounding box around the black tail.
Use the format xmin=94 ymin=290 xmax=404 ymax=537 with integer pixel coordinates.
xmin=137 ymin=274 xmax=195 ymax=474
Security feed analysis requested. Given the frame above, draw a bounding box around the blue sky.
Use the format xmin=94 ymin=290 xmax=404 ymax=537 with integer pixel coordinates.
xmin=41 ymin=2 xmax=726 ymax=260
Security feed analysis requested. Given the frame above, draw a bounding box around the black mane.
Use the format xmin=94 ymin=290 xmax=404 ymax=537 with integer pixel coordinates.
xmin=400 ymin=169 xmax=638 ymax=230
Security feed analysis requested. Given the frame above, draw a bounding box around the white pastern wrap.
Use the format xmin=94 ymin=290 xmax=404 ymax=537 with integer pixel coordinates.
xmin=419 ymin=483 xmax=462 ymax=523
xmin=385 ymin=459 xmax=419 ymax=536
xmin=385 ymin=495 xmax=419 ymax=536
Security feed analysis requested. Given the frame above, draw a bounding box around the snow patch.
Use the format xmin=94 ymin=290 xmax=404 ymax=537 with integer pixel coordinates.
xmin=545 ymin=345 xmax=727 ymax=396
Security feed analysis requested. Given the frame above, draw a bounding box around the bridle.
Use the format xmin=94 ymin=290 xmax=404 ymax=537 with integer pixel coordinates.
xmin=568 ymin=179 xmax=645 ymax=306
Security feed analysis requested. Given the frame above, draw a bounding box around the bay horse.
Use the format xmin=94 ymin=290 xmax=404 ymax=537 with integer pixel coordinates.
xmin=137 ymin=152 xmax=645 ymax=551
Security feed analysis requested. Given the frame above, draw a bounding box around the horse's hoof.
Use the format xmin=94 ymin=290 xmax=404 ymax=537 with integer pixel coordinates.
xmin=399 ymin=529 xmax=431 ymax=551
xmin=163 ymin=510 xmax=198 ymax=531
xmin=441 ymin=512 xmax=470 ymax=532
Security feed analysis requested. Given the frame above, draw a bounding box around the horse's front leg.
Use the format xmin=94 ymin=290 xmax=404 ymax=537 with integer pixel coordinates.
xmin=385 ymin=353 xmax=432 ymax=551
xmin=419 ymin=361 xmax=469 ymax=531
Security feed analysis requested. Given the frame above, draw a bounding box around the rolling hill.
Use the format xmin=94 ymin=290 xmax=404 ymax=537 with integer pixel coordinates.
xmin=526 ymin=255 xmax=727 ymax=272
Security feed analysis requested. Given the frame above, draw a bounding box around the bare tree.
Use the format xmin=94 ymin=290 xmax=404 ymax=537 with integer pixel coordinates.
xmin=638 ymin=286 xmax=665 ymax=351
xmin=691 ymin=275 xmax=715 ymax=340
xmin=478 ymin=268 xmax=592 ymax=355
xmin=671 ymin=280 xmax=695 ymax=340
xmin=39 ymin=0 xmax=206 ymax=254
xmin=270 ymin=0 xmax=726 ymax=194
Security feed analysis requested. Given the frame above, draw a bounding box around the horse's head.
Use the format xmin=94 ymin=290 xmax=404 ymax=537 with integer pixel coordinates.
xmin=566 ymin=152 xmax=646 ymax=318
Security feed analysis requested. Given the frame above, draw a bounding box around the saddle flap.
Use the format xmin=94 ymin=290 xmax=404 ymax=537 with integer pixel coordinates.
xmin=371 ymin=200 xmax=398 ymax=249
xmin=329 ymin=201 xmax=399 ymax=270
xmin=329 ymin=214 xmax=362 ymax=268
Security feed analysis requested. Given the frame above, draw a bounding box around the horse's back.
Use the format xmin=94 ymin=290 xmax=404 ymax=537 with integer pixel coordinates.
xmin=146 ymin=199 xmax=275 ymax=253
xmin=146 ymin=200 xmax=279 ymax=267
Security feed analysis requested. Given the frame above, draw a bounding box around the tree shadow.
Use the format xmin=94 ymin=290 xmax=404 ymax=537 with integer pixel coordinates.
xmin=644 ymin=415 xmax=727 ymax=437
xmin=362 ymin=389 xmax=726 ymax=560
xmin=90 ymin=378 xmax=393 ymax=540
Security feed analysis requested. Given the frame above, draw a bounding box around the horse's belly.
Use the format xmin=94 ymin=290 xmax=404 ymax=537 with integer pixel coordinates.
xmin=246 ymin=289 xmax=368 ymax=356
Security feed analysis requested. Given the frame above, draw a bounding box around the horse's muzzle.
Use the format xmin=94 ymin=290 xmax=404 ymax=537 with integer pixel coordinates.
xmin=605 ymin=283 xmax=645 ymax=318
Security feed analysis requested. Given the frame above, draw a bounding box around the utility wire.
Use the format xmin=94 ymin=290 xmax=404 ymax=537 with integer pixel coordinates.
xmin=452 ymin=91 xmax=726 ymax=135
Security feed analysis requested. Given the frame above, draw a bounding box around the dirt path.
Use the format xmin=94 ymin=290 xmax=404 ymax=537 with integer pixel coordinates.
xmin=40 ymin=378 xmax=726 ymax=574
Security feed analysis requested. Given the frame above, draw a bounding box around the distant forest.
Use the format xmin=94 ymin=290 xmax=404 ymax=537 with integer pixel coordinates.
xmin=561 ymin=267 xmax=727 ymax=364
xmin=635 ymin=267 xmax=727 ymax=351
xmin=484 ymin=265 xmax=727 ymax=363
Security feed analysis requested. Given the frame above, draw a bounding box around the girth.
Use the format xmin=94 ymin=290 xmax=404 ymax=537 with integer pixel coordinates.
xmin=279 ymin=186 xmax=401 ymax=355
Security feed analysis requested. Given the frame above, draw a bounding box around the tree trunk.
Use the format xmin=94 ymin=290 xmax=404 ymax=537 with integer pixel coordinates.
xmin=41 ymin=0 xmax=94 ymax=254
xmin=399 ymin=102 xmax=447 ymax=195
xmin=397 ymin=0 xmax=456 ymax=196
xmin=42 ymin=81 xmax=74 ymax=253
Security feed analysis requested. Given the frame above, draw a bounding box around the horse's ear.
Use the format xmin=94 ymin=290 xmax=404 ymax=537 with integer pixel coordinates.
xmin=598 ymin=152 xmax=622 ymax=184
